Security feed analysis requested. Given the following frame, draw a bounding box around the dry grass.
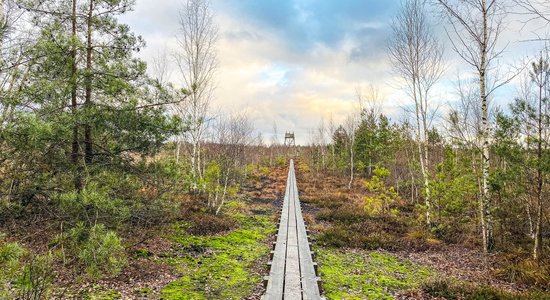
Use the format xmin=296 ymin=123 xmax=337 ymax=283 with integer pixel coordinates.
xmin=294 ymin=165 xmax=550 ymax=296
xmin=185 ymin=213 xmax=238 ymax=236
xmin=296 ymin=167 xmax=440 ymax=252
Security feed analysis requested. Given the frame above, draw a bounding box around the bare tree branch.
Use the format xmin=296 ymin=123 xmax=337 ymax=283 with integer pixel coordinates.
xmin=389 ymin=0 xmax=445 ymax=226
xmin=173 ymin=0 xmax=218 ymax=188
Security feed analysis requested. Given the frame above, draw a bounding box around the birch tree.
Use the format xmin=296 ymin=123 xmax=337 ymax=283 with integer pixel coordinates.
xmin=494 ymin=55 xmax=550 ymax=261
xmin=209 ymin=113 xmax=253 ymax=215
xmin=317 ymin=118 xmax=327 ymax=170
xmin=345 ymin=111 xmax=360 ymax=189
xmin=434 ymin=0 xmax=508 ymax=252
xmin=446 ymin=75 xmax=487 ymax=213
xmin=328 ymin=116 xmax=337 ymax=173
xmin=389 ymin=0 xmax=444 ymax=226
xmin=175 ymin=0 xmax=218 ymax=189
xmin=269 ymin=121 xmax=278 ymax=166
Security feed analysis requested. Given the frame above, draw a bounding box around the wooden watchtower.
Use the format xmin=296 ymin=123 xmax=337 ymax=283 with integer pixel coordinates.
xmin=284 ymin=132 xmax=295 ymax=147
xmin=284 ymin=132 xmax=297 ymax=156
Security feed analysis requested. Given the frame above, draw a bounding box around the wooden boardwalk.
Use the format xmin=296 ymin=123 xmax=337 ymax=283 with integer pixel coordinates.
xmin=263 ymin=160 xmax=322 ymax=300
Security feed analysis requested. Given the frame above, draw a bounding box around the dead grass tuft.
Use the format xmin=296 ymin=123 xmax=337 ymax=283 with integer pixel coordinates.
xmin=185 ymin=213 xmax=237 ymax=236
xmin=495 ymin=250 xmax=550 ymax=287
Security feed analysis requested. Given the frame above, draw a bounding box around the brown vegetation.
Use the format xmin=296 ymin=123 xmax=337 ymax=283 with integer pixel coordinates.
xmin=295 ymin=162 xmax=550 ymax=295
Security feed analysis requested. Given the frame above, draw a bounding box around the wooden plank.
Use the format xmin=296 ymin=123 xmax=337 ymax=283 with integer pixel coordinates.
xmin=284 ymin=177 xmax=301 ymax=298
xmin=264 ymin=159 xmax=322 ymax=300
xmin=292 ymin=164 xmax=322 ymax=300
xmin=263 ymin=163 xmax=292 ymax=300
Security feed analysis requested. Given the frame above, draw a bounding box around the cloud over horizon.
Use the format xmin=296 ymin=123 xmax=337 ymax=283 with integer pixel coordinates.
xmin=120 ymin=0 xmax=549 ymax=144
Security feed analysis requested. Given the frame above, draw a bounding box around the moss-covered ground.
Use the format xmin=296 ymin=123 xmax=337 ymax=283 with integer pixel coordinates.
xmin=160 ymin=206 xmax=276 ymax=300
xmin=316 ymin=247 xmax=432 ymax=300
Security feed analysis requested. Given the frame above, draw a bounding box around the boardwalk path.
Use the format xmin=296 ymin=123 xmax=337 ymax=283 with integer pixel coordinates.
xmin=263 ymin=160 xmax=322 ymax=300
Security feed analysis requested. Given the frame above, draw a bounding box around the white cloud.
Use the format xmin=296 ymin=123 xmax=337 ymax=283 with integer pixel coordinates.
xmin=120 ymin=1 xmax=550 ymax=145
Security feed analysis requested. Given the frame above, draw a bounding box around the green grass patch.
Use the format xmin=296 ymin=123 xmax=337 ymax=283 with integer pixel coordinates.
xmin=317 ymin=248 xmax=432 ymax=299
xmin=160 ymin=213 xmax=276 ymax=299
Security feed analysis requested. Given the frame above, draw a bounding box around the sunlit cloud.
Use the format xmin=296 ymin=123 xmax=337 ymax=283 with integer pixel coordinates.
xmin=121 ymin=0 xmax=550 ymax=144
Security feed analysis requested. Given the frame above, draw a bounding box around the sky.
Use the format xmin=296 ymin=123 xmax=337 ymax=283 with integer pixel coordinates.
xmin=120 ymin=0 xmax=549 ymax=145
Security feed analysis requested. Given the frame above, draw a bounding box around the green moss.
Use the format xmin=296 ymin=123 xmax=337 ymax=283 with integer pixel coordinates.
xmin=133 ymin=248 xmax=152 ymax=258
xmin=134 ymin=287 xmax=154 ymax=297
xmin=81 ymin=288 xmax=121 ymax=300
xmin=317 ymin=248 xmax=432 ymax=299
xmin=160 ymin=213 xmax=276 ymax=299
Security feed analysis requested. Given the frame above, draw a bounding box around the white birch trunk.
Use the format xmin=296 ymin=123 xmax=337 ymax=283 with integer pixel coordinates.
xmin=413 ymin=80 xmax=431 ymax=226
xmin=348 ymin=142 xmax=354 ymax=189
xmin=479 ymin=29 xmax=493 ymax=251
xmin=215 ymin=175 xmax=229 ymax=215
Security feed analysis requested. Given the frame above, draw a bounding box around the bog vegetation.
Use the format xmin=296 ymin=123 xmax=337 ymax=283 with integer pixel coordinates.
xmin=0 ymin=0 xmax=549 ymax=299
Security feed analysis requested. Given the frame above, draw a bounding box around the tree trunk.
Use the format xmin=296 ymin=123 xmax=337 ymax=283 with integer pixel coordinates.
xmin=197 ymin=141 xmax=203 ymax=179
xmin=321 ymin=144 xmax=326 ymax=169
xmin=330 ymin=143 xmax=335 ymax=175
xmin=191 ymin=140 xmax=198 ymax=190
xmin=175 ymin=138 xmax=181 ymax=163
xmin=368 ymin=135 xmax=373 ymax=176
xmin=71 ymin=0 xmax=82 ymax=191
xmin=480 ymin=75 xmax=493 ymax=252
xmin=84 ymin=0 xmax=94 ymax=165
xmin=0 ymin=0 xmax=4 ymax=52
xmin=526 ymin=202 xmax=535 ymax=238
xmin=534 ymin=189 xmax=543 ymax=260
xmin=348 ymin=143 xmax=354 ymax=189
xmin=533 ymin=68 xmax=544 ymax=261
xmin=413 ymin=79 xmax=431 ymax=226
xmin=269 ymin=146 xmax=273 ymax=167
xmin=215 ymin=174 xmax=229 ymax=215
xmin=479 ymin=0 xmax=494 ymax=253
xmin=211 ymin=176 xmax=220 ymax=211
xmin=421 ymin=89 xmax=432 ymax=226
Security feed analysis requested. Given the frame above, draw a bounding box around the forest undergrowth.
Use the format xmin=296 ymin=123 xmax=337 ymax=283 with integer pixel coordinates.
xmin=0 ymin=162 xmax=287 ymax=299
